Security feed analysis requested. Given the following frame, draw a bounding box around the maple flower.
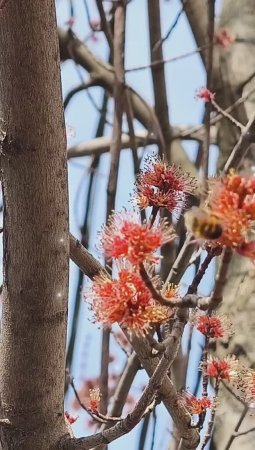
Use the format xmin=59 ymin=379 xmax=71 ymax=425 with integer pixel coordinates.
xmin=161 ymin=283 xmax=180 ymax=305
xmin=204 ymin=355 xmax=239 ymax=382
xmin=178 ymin=391 xmax=212 ymax=415
xmin=64 ymin=411 xmax=78 ymax=424
xmin=134 ymin=156 xmax=195 ymax=213
xmin=193 ymin=313 xmax=233 ymax=340
xmin=89 ymin=388 xmax=101 ymax=412
xmin=101 ymin=211 xmax=175 ymax=264
xmin=204 ymin=171 xmax=255 ymax=250
xmin=215 ymin=28 xmax=235 ymax=49
xmin=195 ymin=87 xmax=215 ymax=102
xmin=87 ymin=269 xmax=170 ymax=334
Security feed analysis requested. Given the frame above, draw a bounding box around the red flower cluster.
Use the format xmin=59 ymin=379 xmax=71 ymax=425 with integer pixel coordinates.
xmin=215 ymin=28 xmax=235 ymax=49
xmin=88 ymin=269 xmax=170 ymax=334
xmin=205 ymin=356 xmax=238 ymax=382
xmin=64 ymin=411 xmax=78 ymax=424
xmin=178 ymin=391 xmax=212 ymax=415
xmin=134 ymin=156 xmax=195 ymax=213
xmin=101 ymin=212 xmax=175 ymax=265
xmin=89 ymin=388 xmax=101 ymax=412
xmin=194 ymin=313 xmax=232 ymax=340
xmin=208 ymin=171 xmax=255 ymax=252
xmin=162 ymin=283 xmax=180 ymax=301
xmin=196 ymin=87 xmax=215 ymax=102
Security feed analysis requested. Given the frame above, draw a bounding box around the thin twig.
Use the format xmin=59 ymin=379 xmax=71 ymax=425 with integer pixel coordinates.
xmin=210 ymin=247 xmax=233 ymax=308
xmin=125 ymin=43 xmax=211 ymax=73
xmin=201 ymin=0 xmax=215 ymax=192
xmin=108 ymin=353 xmax=141 ymax=418
xmin=211 ymin=99 xmax=245 ymax=133
xmin=95 ymin=0 xmax=114 ymax=53
xmin=223 ymin=406 xmax=249 ymax=450
xmin=147 ymin=0 xmax=171 ymax=155
xmin=125 ymin=90 xmax=140 ymax=175
xmin=200 ymin=379 xmax=220 ymax=450
xmin=223 ymin=111 xmax=255 ymax=174
xmin=153 ymin=3 xmax=186 ymax=51
xmin=201 ymin=336 xmax=210 ymax=400
xmin=69 ymin=376 xmax=122 ymax=424
xmin=61 ymin=315 xmax=189 ymax=449
xmin=186 ymin=247 xmax=220 ymax=295
xmin=64 ymin=80 xmax=97 ymax=110
xmin=106 ymin=1 xmax=126 ymax=216
xmin=100 ymin=0 xmax=127 ymax=418
xmin=180 ymin=86 xmax=255 ymax=140
xmin=150 ymin=409 xmax=157 ymax=450
xmin=231 ymin=426 xmax=255 ymax=439
xmin=139 ymin=262 xmax=219 ymax=311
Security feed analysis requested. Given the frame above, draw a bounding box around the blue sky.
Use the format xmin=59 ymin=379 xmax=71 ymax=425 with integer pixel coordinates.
xmin=56 ymin=1 xmax=222 ymax=448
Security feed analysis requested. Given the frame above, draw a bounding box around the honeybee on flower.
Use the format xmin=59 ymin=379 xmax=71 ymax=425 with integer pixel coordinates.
xmin=184 ymin=206 xmax=224 ymax=241
xmin=184 ymin=171 xmax=255 ymax=260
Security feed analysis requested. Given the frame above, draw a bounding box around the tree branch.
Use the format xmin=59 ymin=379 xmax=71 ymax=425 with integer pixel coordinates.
xmin=68 ymin=235 xmax=200 ymax=449
xmin=58 ymin=28 xmax=196 ymax=176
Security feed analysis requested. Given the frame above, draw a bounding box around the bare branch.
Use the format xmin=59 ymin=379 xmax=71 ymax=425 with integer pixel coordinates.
xmin=60 ymin=311 xmax=195 ymax=449
xmin=153 ymin=3 xmax=186 ymax=51
xmin=68 ymin=235 xmax=199 ymax=450
xmin=147 ymin=0 xmax=171 ymax=154
xmin=58 ymin=28 xmax=196 ymax=175
xmin=64 ymin=79 xmax=97 ymax=110
xmin=125 ymin=43 xmax=210 ymax=73
xmin=223 ymin=111 xmax=255 ymax=174
xmin=181 ymin=0 xmax=211 ymax=69
xmin=95 ymin=0 xmax=114 ymax=53
xmin=201 ymin=379 xmax=220 ymax=449
xmin=223 ymin=406 xmax=249 ymax=450
xmin=69 ymin=233 xmax=108 ymax=280
xmin=67 ymin=126 xmax=218 ymax=160
xmin=109 ymin=352 xmax=141 ymax=418
xmin=201 ymin=0 xmax=215 ymax=187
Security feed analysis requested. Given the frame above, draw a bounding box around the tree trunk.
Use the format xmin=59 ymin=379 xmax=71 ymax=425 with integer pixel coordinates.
xmin=0 ymin=1 xmax=69 ymax=448
xmin=212 ymin=1 xmax=255 ymax=449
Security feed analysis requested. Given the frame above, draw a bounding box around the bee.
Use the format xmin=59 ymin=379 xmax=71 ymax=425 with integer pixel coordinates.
xmin=184 ymin=206 xmax=223 ymax=240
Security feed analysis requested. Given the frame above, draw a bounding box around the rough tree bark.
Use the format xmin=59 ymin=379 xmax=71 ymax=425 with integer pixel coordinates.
xmin=0 ymin=1 xmax=69 ymax=449
xmin=183 ymin=1 xmax=255 ymax=449
xmin=212 ymin=2 xmax=255 ymax=449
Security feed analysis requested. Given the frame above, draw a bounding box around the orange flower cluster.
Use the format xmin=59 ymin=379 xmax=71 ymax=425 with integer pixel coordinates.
xmin=64 ymin=411 xmax=78 ymax=424
xmin=89 ymin=269 xmax=170 ymax=335
xmin=134 ymin=156 xmax=195 ymax=213
xmin=204 ymin=355 xmax=238 ymax=382
xmin=194 ymin=313 xmax=233 ymax=340
xmin=179 ymin=391 xmax=212 ymax=415
xmin=208 ymin=171 xmax=255 ymax=252
xmin=89 ymin=388 xmax=101 ymax=412
xmin=101 ymin=211 xmax=175 ymax=265
xmin=163 ymin=283 xmax=180 ymax=301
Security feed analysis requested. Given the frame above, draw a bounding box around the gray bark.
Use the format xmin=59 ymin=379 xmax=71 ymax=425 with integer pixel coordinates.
xmin=0 ymin=1 xmax=69 ymax=448
xmin=213 ymin=1 xmax=255 ymax=449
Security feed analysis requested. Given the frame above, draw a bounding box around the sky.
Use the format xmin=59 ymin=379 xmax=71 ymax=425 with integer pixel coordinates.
xmin=56 ymin=1 xmax=222 ymax=449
